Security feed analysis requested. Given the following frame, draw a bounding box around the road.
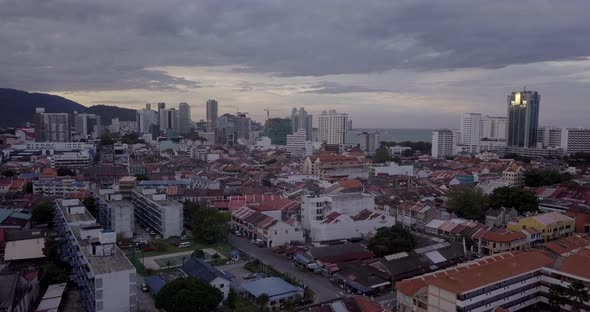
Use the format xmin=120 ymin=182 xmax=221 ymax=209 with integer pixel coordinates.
xmin=229 ymin=236 xmax=343 ymax=302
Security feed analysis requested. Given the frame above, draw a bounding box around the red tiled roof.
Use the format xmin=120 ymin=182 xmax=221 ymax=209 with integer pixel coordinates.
xmin=396 ymin=251 xmax=554 ymax=296
xmin=543 ymin=235 xmax=590 ymax=255
xmin=560 ymin=251 xmax=590 ymax=279
xmin=337 ymin=179 xmax=364 ymax=189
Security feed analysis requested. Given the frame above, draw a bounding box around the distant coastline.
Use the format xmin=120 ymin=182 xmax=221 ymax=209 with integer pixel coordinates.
xmin=346 ymin=128 xmax=432 ymax=144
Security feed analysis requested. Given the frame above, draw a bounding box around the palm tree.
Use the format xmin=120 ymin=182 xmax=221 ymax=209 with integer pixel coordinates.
xmin=567 ymin=281 xmax=589 ymax=311
xmin=548 ymin=284 xmax=567 ymax=312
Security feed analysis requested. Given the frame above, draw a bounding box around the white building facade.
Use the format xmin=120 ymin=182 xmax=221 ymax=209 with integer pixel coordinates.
xmin=53 ymin=199 xmax=137 ymax=312
xmin=432 ymin=129 xmax=454 ymax=158
xmin=131 ymin=189 xmax=183 ymax=238
xmin=318 ymin=110 xmax=348 ymax=145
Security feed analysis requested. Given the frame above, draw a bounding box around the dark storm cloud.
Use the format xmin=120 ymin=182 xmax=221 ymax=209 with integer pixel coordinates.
xmin=1 ymin=0 xmax=590 ymax=91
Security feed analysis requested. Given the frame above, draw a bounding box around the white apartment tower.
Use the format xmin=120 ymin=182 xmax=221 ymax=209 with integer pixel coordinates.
xmin=286 ymin=129 xmax=311 ymax=157
xmin=136 ymin=104 xmax=158 ymax=134
xmin=481 ymin=116 xmax=507 ymax=141
xmin=358 ymin=132 xmax=381 ymax=156
xmin=53 ymin=199 xmax=137 ymax=312
xmin=460 ymin=113 xmax=483 ymax=153
xmin=318 ymin=110 xmax=348 ymax=145
xmin=561 ymin=128 xmax=590 ymax=155
xmin=131 ymin=188 xmax=183 ymax=238
xmin=432 ymin=129 xmax=454 ymax=158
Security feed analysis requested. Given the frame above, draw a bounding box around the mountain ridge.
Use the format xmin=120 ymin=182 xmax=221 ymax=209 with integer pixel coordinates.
xmin=0 ymin=88 xmax=136 ymax=127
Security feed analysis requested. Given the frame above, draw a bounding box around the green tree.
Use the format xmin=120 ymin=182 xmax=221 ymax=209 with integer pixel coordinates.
xmin=367 ymin=225 xmax=416 ymax=257
xmin=548 ymin=284 xmax=567 ymax=312
xmin=155 ymin=277 xmax=223 ymax=312
xmin=488 ymin=187 xmax=539 ymax=215
xmin=57 ymin=167 xmax=76 ymax=176
xmin=192 ymin=249 xmax=205 ymax=259
xmin=41 ymin=261 xmax=67 ymax=284
xmin=227 ymin=289 xmax=238 ymax=311
xmin=402 ymin=149 xmax=415 ymax=157
xmin=134 ymin=173 xmax=149 ymax=181
xmin=183 ymin=201 xmax=202 ymax=223
xmin=372 ymin=146 xmax=391 ymax=163
xmin=447 ymin=186 xmax=488 ymax=221
xmin=525 ymin=169 xmax=569 ymax=187
xmin=567 ymin=280 xmax=589 ymax=311
xmin=2 ymin=169 xmax=15 ymax=177
xmin=256 ymin=293 xmax=270 ymax=308
xmin=192 ymin=207 xmax=230 ymax=243
xmin=32 ymin=201 xmax=53 ymax=225
xmin=43 ymin=236 xmax=60 ymax=262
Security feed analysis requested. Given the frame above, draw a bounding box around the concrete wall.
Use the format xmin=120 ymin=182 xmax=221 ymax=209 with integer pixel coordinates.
xmin=97 ymin=269 xmax=136 ymax=312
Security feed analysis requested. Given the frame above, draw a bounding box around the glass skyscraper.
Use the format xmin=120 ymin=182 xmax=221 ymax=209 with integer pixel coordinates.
xmin=506 ymin=90 xmax=540 ymax=148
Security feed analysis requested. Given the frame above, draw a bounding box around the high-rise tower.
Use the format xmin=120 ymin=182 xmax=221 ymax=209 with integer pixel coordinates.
xmin=206 ymin=99 xmax=218 ymax=132
xmin=506 ymin=90 xmax=540 ymax=147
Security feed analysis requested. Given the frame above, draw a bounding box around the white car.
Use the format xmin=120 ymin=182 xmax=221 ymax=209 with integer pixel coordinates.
xmin=234 ymin=231 xmax=242 ymax=237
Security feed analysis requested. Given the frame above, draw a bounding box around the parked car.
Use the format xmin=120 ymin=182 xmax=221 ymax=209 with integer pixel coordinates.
xmin=143 ymin=247 xmax=155 ymax=252
xmin=154 ymin=235 xmax=162 ymax=240
xmin=243 ymin=273 xmax=257 ymax=280
xmin=178 ymin=242 xmax=191 ymax=248
xmin=250 ymin=239 xmax=257 ymax=244
xmin=234 ymin=231 xmax=242 ymax=237
xmin=141 ymin=283 xmax=148 ymax=292
xmin=181 ymin=234 xmax=190 ymax=240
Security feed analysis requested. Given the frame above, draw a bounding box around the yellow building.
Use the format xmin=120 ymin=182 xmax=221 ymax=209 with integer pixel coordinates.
xmin=507 ymin=212 xmax=575 ymax=242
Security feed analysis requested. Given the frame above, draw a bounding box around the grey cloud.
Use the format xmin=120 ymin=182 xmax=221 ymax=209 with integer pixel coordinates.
xmin=1 ymin=0 xmax=590 ymax=92
xmin=301 ymin=82 xmax=391 ymax=94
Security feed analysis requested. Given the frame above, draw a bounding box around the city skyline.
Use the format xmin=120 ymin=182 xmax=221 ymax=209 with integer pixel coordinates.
xmin=3 ymin=1 xmax=590 ymax=128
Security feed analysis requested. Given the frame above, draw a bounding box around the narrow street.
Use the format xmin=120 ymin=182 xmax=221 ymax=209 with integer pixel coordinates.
xmin=228 ymin=236 xmax=343 ymax=302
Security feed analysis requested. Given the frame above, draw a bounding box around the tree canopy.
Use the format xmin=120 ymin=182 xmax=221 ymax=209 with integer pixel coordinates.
xmin=447 ymin=186 xmax=488 ymax=221
xmin=57 ymin=167 xmax=76 ymax=176
xmin=488 ymin=186 xmax=539 ymax=215
xmin=381 ymin=141 xmax=432 ymax=155
xmin=32 ymin=201 xmax=53 ymax=225
xmin=524 ymin=169 xmax=570 ymax=187
xmin=2 ymin=169 xmax=15 ymax=177
xmin=367 ymin=225 xmax=416 ymax=257
xmin=155 ymin=277 xmax=223 ymax=312
xmin=372 ymin=146 xmax=391 ymax=163
xmin=192 ymin=207 xmax=230 ymax=243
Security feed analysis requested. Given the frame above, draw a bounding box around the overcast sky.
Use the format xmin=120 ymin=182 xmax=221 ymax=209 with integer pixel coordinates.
xmin=2 ymin=0 xmax=590 ymax=128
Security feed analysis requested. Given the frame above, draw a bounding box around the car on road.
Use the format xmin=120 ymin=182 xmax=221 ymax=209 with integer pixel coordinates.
xmin=141 ymin=283 xmax=148 ymax=292
xmin=242 ymin=273 xmax=257 ymax=280
xmin=249 ymin=239 xmax=257 ymax=244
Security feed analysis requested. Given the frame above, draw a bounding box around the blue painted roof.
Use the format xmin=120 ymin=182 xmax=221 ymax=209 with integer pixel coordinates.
xmin=144 ymin=275 xmax=167 ymax=294
xmin=19 ymin=173 xmax=41 ymax=179
xmin=242 ymin=277 xmax=303 ymax=298
xmin=0 ymin=208 xmax=32 ymax=223
xmin=180 ymin=258 xmax=229 ymax=283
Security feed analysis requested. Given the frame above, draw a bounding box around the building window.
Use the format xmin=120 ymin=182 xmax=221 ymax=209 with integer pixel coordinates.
xmin=219 ymin=283 xmax=224 ymax=288
xmin=95 ymin=278 xmax=103 ymax=288
xmin=96 ymin=289 xmax=103 ymax=300
xmin=96 ymin=301 xmax=103 ymax=311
